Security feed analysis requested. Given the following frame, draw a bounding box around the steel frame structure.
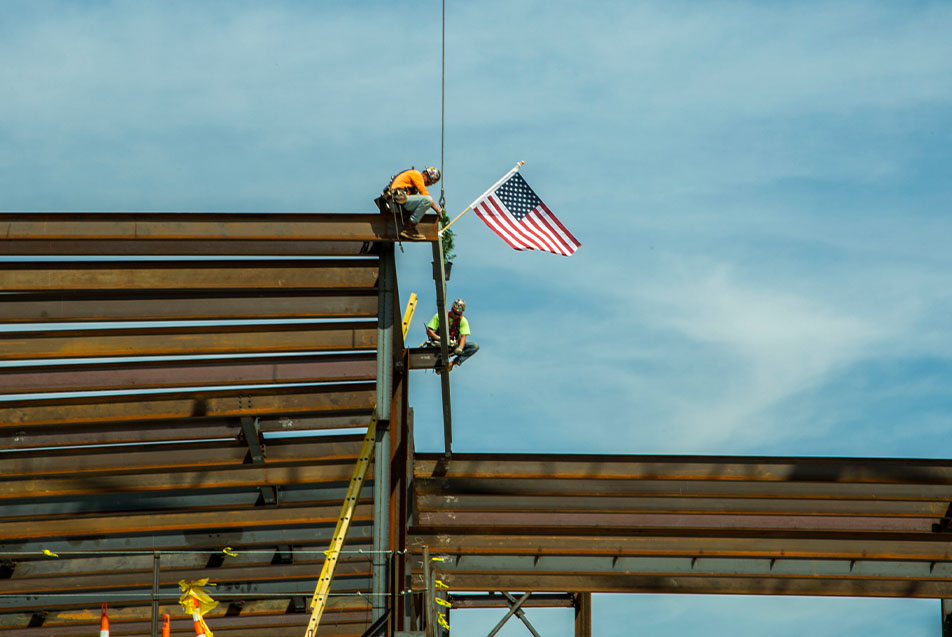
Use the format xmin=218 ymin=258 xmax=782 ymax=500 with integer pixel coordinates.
xmin=2 ymin=212 xmax=952 ymax=635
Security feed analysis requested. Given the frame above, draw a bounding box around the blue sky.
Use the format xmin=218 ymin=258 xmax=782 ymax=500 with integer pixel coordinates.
xmin=3 ymin=1 xmax=952 ymax=634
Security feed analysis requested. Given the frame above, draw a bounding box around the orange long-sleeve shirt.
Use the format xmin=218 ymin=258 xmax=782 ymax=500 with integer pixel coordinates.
xmin=390 ymin=170 xmax=429 ymax=197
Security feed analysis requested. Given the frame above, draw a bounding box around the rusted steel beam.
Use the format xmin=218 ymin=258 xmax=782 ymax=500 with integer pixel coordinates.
xmin=0 ymin=559 xmax=370 ymax=594
xmin=0 ymin=291 xmax=378 ymax=322
xmin=9 ymin=616 xmax=373 ymax=637
xmin=408 ymin=533 xmax=952 ymax=561
xmin=0 ymin=598 xmax=370 ymax=630
xmin=0 ymin=383 xmax=376 ymax=428
xmin=0 ymin=238 xmax=372 ymax=256
xmin=0 ymin=212 xmax=439 ymax=243
xmin=0 ymin=523 xmax=374 ymax=556
xmin=415 ymin=476 xmax=952 ymax=501
xmin=0 ymin=259 xmax=379 ymax=291
xmin=0 ymin=435 xmax=364 ymax=477
xmin=448 ymin=594 xmax=575 ymax=609
xmin=0 ymin=462 xmax=364 ymax=500
xmin=427 ymin=572 xmax=952 ymax=599
xmin=0 ymin=577 xmax=375 ymax=612
xmin=415 ymin=494 xmax=951 ymax=517
xmin=0 ymin=353 xmax=377 ymax=394
xmin=0 ymin=413 xmax=372 ymax=450
xmin=416 ymin=510 xmax=936 ymax=533
xmin=410 ymin=554 xmax=952 ymax=581
xmin=413 ymin=453 xmax=952 ymax=484
xmin=0 ymin=321 xmax=376 ymax=360
xmin=0 ymin=503 xmax=373 ymax=540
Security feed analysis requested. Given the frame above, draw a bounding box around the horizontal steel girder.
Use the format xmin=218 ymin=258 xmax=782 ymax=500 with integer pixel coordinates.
xmin=0 ymin=353 xmax=377 ymax=394
xmin=0 ymin=383 xmax=376 ymax=427
xmin=0 ymin=321 xmax=377 ymax=361
xmin=0 ymin=412 xmax=372 ymax=450
xmin=420 ymin=572 xmax=952 ymax=599
xmin=413 ymin=453 xmax=952 ymax=483
xmin=0 ymin=502 xmax=373 ymax=541
xmin=0 ymin=212 xmax=439 ymax=246
xmin=0 ymin=291 xmax=378 ymax=323
xmin=0 ymin=435 xmax=364 ymax=477
xmin=0 ymin=259 xmax=379 ymax=291
xmin=0 ymin=522 xmax=374 ymax=556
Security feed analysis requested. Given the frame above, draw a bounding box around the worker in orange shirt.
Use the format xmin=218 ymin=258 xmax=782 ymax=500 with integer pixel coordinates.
xmin=379 ymin=166 xmax=442 ymax=240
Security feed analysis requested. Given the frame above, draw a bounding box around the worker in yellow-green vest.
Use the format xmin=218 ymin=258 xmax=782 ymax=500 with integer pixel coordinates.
xmin=424 ymin=298 xmax=479 ymax=373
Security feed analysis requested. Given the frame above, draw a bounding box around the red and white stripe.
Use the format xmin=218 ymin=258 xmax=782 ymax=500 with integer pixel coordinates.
xmin=192 ymin=597 xmax=206 ymax=637
xmin=474 ymin=197 xmax=580 ymax=256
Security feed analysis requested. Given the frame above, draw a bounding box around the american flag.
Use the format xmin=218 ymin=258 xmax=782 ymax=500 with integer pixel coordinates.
xmin=471 ymin=170 xmax=580 ymax=256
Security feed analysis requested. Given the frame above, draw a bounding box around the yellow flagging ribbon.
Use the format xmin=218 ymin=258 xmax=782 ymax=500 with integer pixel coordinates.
xmin=42 ymin=549 xmax=59 ymax=558
xmin=435 ymin=597 xmax=452 ymax=608
xmin=434 ymin=580 xmax=450 ymax=590
xmin=438 ymin=612 xmax=450 ymax=630
xmin=221 ymin=547 xmax=238 ymax=557
xmin=178 ymin=579 xmax=219 ymax=637
xmin=430 ymin=556 xmax=446 ymax=562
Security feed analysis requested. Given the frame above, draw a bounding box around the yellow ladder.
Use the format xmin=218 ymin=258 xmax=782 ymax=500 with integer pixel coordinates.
xmin=305 ymin=293 xmax=417 ymax=636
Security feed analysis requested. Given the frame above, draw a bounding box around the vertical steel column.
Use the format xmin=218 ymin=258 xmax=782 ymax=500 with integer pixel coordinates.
xmin=943 ymin=599 xmax=952 ymax=637
xmin=373 ymin=246 xmax=396 ymax=623
xmin=430 ymin=241 xmax=453 ymax=455
xmin=574 ymin=593 xmax=592 ymax=637
xmin=151 ymin=552 xmax=160 ymax=637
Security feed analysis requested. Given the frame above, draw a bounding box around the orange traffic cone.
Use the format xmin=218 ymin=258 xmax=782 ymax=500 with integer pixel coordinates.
xmin=100 ymin=603 xmax=110 ymax=637
xmin=162 ymin=613 xmax=171 ymax=637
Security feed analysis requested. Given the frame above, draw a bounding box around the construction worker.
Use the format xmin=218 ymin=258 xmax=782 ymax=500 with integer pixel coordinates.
xmin=424 ymin=298 xmax=479 ymax=373
xmin=380 ymin=166 xmax=442 ymax=240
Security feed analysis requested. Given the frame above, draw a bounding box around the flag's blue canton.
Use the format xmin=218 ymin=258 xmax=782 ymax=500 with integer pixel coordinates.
xmin=495 ymin=173 xmax=542 ymax=221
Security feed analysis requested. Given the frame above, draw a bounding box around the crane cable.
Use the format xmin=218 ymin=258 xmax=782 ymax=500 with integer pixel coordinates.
xmin=439 ymin=0 xmax=446 ymax=213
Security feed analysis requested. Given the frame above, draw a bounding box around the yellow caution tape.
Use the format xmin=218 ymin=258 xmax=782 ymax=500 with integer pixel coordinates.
xmin=42 ymin=549 xmax=59 ymax=558
xmin=178 ymin=579 xmax=219 ymax=637
xmin=430 ymin=556 xmax=446 ymax=562
xmin=222 ymin=547 xmax=238 ymax=557
xmin=434 ymin=580 xmax=450 ymax=590
xmin=438 ymin=612 xmax=450 ymax=630
xmin=435 ymin=597 xmax=452 ymax=608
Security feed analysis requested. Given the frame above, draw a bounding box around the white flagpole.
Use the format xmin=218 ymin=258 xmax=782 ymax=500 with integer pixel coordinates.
xmin=439 ymin=161 xmax=525 ymax=235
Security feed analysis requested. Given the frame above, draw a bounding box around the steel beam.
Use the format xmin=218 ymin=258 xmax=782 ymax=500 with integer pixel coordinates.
xmin=433 ymin=572 xmax=952 ymax=599
xmin=0 ymin=291 xmax=377 ymax=323
xmin=0 ymin=321 xmax=377 ymax=361
xmin=408 ymin=533 xmax=952 ymax=561
xmin=0 ymin=413 xmax=372 ymax=450
xmin=574 ymin=593 xmax=591 ymax=637
xmin=373 ymin=247 xmax=396 ymax=622
xmin=0 ymin=259 xmax=378 ymax=291
xmin=0 ymin=353 xmax=376 ymax=394
xmin=413 ymin=453 xmax=952 ymax=483
xmin=0 ymin=463 xmax=362 ymax=500
xmin=430 ymin=241 xmax=453 ymax=454
xmin=0 ymin=503 xmax=373 ymax=541
xmin=0 ymin=212 xmax=440 ymax=244
xmin=0 ymin=435 xmax=364 ymax=477
xmin=0 ymin=383 xmax=376 ymax=428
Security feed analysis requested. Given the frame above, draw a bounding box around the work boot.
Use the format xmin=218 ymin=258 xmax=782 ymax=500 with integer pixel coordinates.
xmin=399 ymin=222 xmax=425 ymax=241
